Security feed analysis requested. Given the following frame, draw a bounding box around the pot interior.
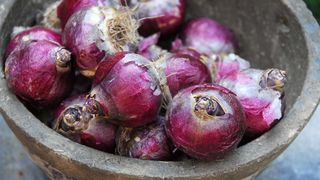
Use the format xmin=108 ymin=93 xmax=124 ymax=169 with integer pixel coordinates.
xmin=0 ymin=0 xmax=308 ymax=153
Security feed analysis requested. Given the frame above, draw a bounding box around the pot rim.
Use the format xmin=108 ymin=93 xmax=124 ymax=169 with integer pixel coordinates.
xmin=1 ymin=0 xmax=320 ymax=179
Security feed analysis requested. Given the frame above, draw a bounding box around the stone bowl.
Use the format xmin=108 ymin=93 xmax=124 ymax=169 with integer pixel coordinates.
xmin=1 ymin=0 xmax=320 ymax=179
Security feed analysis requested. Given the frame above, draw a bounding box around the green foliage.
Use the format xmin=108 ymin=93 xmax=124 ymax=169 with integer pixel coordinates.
xmin=304 ymin=0 xmax=320 ymax=22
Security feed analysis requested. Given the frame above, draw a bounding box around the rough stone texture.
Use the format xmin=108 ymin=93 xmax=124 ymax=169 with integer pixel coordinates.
xmin=2 ymin=108 xmax=320 ymax=180
xmin=257 ymin=106 xmax=320 ymax=180
xmin=0 ymin=0 xmax=320 ymax=179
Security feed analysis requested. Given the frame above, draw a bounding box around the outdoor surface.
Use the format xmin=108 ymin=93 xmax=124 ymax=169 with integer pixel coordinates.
xmin=0 ymin=106 xmax=319 ymax=180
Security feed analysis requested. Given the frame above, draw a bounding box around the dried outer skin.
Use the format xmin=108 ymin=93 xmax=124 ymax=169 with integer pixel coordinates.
xmin=57 ymin=0 xmax=119 ymax=30
xmin=90 ymin=52 xmax=162 ymax=128
xmin=5 ymin=40 xmax=74 ymax=108
xmin=125 ymin=0 xmax=186 ymax=37
xmin=63 ymin=6 xmax=139 ymax=78
xmin=172 ymin=17 xmax=237 ymax=56
xmin=137 ymin=33 xmax=167 ymax=60
xmin=165 ymin=84 xmax=245 ymax=160
xmin=53 ymin=94 xmax=87 ymax=121
xmin=218 ymin=68 xmax=286 ymax=139
xmin=171 ymin=47 xmax=202 ymax=60
xmin=5 ymin=27 xmax=61 ymax=58
xmin=116 ymin=121 xmax=172 ymax=160
xmin=206 ymin=53 xmax=251 ymax=82
xmin=161 ymin=53 xmax=212 ymax=96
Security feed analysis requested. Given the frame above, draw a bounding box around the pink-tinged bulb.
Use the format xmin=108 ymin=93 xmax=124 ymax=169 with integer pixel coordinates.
xmin=218 ymin=68 xmax=287 ymax=139
xmin=166 ymin=84 xmax=246 ymax=160
xmin=5 ymin=27 xmax=61 ymax=58
xmin=137 ymin=33 xmax=166 ymax=60
xmin=116 ymin=121 xmax=172 ymax=160
xmin=172 ymin=17 xmax=237 ymax=55
xmin=125 ymin=0 xmax=186 ymax=37
xmin=206 ymin=53 xmax=251 ymax=82
xmin=159 ymin=53 xmax=212 ymax=96
xmin=90 ymin=52 xmax=162 ymax=128
xmin=63 ymin=6 xmax=139 ymax=78
xmin=5 ymin=40 xmax=74 ymax=108
xmin=80 ymin=117 xmax=117 ymax=152
xmin=53 ymin=94 xmax=117 ymax=152
xmin=57 ymin=0 xmax=120 ymax=30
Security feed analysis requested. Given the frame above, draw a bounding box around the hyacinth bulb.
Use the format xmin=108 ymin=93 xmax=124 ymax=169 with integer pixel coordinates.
xmin=53 ymin=94 xmax=117 ymax=152
xmin=5 ymin=40 xmax=74 ymax=108
xmin=57 ymin=0 xmax=121 ymax=30
xmin=5 ymin=27 xmax=61 ymax=58
xmin=172 ymin=17 xmax=237 ymax=56
xmin=219 ymin=68 xmax=287 ymax=139
xmin=155 ymin=52 xmax=212 ymax=97
xmin=116 ymin=120 xmax=172 ymax=160
xmin=89 ymin=52 xmax=162 ymax=127
xmin=165 ymin=84 xmax=245 ymax=160
xmin=63 ymin=6 xmax=139 ymax=78
xmin=124 ymin=0 xmax=186 ymax=37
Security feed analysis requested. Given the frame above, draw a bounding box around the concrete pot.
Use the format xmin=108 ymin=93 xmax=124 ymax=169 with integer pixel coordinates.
xmin=0 ymin=0 xmax=320 ymax=179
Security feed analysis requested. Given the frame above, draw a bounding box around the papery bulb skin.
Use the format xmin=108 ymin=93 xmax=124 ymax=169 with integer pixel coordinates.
xmin=219 ymin=68 xmax=287 ymax=139
xmin=116 ymin=121 xmax=172 ymax=160
xmin=259 ymin=69 xmax=287 ymax=94
xmin=172 ymin=48 xmax=202 ymax=60
xmin=63 ymin=6 xmax=139 ymax=78
xmin=41 ymin=1 xmax=62 ymax=32
xmin=166 ymin=84 xmax=245 ymax=160
xmin=57 ymin=0 xmax=120 ymax=30
xmin=53 ymin=95 xmax=117 ymax=152
xmin=172 ymin=17 xmax=237 ymax=56
xmin=5 ymin=27 xmax=61 ymax=58
xmin=5 ymin=40 xmax=74 ymax=108
xmin=171 ymin=38 xmax=184 ymax=53
xmin=137 ymin=33 xmax=166 ymax=60
xmin=90 ymin=52 xmax=162 ymax=128
xmin=125 ymin=0 xmax=185 ymax=37
xmin=158 ymin=52 xmax=212 ymax=96
xmin=53 ymin=94 xmax=87 ymax=121
xmin=205 ymin=53 xmax=251 ymax=82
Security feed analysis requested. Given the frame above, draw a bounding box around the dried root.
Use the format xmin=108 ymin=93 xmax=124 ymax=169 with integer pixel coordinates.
xmin=107 ymin=7 xmax=140 ymax=51
xmin=40 ymin=0 xmax=62 ymax=32
xmin=147 ymin=54 xmax=173 ymax=109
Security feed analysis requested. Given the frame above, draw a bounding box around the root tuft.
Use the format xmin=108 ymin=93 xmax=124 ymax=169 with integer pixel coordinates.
xmin=107 ymin=8 xmax=139 ymax=51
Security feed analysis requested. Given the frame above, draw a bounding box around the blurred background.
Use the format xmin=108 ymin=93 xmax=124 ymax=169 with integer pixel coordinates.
xmin=1 ymin=0 xmax=320 ymax=179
